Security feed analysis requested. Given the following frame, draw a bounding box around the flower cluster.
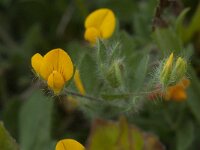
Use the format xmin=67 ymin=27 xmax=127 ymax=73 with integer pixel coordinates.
xmin=161 ymin=53 xmax=189 ymax=100
xmin=160 ymin=53 xmax=187 ymax=87
xmin=31 ymin=8 xmax=115 ymax=95
xmin=29 ymin=7 xmax=192 ymax=150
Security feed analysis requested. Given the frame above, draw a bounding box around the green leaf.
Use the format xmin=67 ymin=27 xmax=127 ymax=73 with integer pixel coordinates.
xmin=187 ymin=67 xmax=200 ymax=125
xmin=175 ymin=8 xmax=190 ymax=42
xmin=153 ymin=28 xmax=183 ymax=55
xmin=2 ymin=98 xmax=22 ymax=140
xmin=0 ymin=122 xmax=19 ymax=150
xmin=119 ymin=31 xmax=137 ymax=57
xmin=79 ymin=54 xmax=98 ymax=94
xmin=176 ymin=121 xmax=194 ymax=150
xmin=133 ymin=55 xmax=149 ymax=90
xmin=96 ymin=39 xmax=107 ymax=64
xmin=184 ymin=4 xmax=200 ymax=42
xmin=19 ymin=90 xmax=54 ymax=150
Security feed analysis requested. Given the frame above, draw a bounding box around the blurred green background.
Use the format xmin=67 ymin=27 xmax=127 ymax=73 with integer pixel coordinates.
xmin=1 ymin=0 xmax=200 ymax=150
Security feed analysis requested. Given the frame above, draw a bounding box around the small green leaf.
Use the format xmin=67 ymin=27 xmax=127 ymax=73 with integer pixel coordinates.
xmin=79 ymin=54 xmax=98 ymax=94
xmin=133 ymin=55 xmax=149 ymax=90
xmin=176 ymin=121 xmax=194 ymax=150
xmin=175 ymin=8 xmax=190 ymax=41
xmin=0 ymin=122 xmax=19 ymax=150
xmin=187 ymin=67 xmax=200 ymax=125
xmin=2 ymin=98 xmax=22 ymax=140
xmin=96 ymin=39 xmax=107 ymax=64
xmin=184 ymin=4 xmax=200 ymax=42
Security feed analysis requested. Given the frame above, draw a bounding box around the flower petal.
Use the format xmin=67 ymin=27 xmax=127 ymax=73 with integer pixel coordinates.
xmin=99 ymin=9 xmax=115 ymax=38
xmin=74 ymin=69 xmax=85 ymax=95
xmin=84 ymin=8 xmax=115 ymax=39
xmin=84 ymin=27 xmax=101 ymax=44
xmin=31 ymin=53 xmax=43 ymax=75
xmin=85 ymin=8 xmax=110 ymax=29
xmin=171 ymin=87 xmax=187 ymax=101
xmin=40 ymin=48 xmax=74 ymax=81
xmin=47 ymin=71 xmax=65 ymax=94
xmin=165 ymin=82 xmax=188 ymax=101
xmin=56 ymin=139 xmax=85 ymax=150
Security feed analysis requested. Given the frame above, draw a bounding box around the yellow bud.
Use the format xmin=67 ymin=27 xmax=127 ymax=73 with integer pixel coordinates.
xmin=47 ymin=71 xmax=65 ymax=94
xmin=160 ymin=53 xmax=174 ymax=87
xmin=56 ymin=139 xmax=85 ymax=150
xmin=164 ymin=53 xmax=174 ymax=70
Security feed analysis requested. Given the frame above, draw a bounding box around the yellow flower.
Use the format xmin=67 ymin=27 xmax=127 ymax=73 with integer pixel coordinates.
xmin=84 ymin=8 xmax=116 ymax=44
xmin=56 ymin=139 xmax=85 ymax=150
xmin=164 ymin=78 xmax=190 ymax=101
xmin=31 ymin=48 xmax=74 ymax=94
xmin=74 ymin=69 xmax=86 ymax=95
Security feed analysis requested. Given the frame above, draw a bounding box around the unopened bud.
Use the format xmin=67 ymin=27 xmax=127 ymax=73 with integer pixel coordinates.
xmin=172 ymin=57 xmax=187 ymax=84
xmin=106 ymin=60 xmax=123 ymax=88
xmin=160 ymin=53 xmax=174 ymax=87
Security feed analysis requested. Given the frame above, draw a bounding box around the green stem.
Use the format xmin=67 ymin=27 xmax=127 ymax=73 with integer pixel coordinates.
xmin=64 ymin=90 xmax=103 ymax=101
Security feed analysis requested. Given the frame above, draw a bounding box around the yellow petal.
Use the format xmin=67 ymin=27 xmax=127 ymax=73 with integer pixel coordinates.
xmin=85 ymin=8 xmax=111 ymax=28
xmin=99 ymin=10 xmax=115 ymax=38
xmin=165 ymin=79 xmax=188 ymax=101
xmin=171 ymin=87 xmax=187 ymax=101
xmin=40 ymin=48 xmax=74 ymax=81
xmin=84 ymin=27 xmax=101 ymax=44
xmin=31 ymin=53 xmax=43 ymax=75
xmin=56 ymin=139 xmax=85 ymax=150
xmin=74 ymin=69 xmax=86 ymax=95
xmin=47 ymin=71 xmax=65 ymax=94
xmin=84 ymin=8 xmax=115 ymax=41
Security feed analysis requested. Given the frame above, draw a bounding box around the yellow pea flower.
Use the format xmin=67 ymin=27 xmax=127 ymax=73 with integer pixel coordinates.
xmin=84 ymin=8 xmax=116 ymax=44
xmin=55 ymin=139 xmax=85 ymax=150
xmin=74 ymin=69 xmax=86 ymax=95
xmin=31 ymin=48 xmax=74 ymax=94
xmin=164 ymin=78 xmax=190 ymax=101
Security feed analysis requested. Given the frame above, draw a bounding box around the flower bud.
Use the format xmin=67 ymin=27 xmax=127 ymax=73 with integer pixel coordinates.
xmin=106 ymin=60 xmax=123 ymax=88
xmin=172 ymin=57 xmax=187 ymax=84
xmin=160 ymin=53 xmax=174 ymax=87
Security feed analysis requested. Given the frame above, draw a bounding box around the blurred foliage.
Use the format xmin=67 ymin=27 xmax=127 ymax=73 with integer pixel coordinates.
xmin=0 ymin=0 xmax=200 ymax=150
xmin=0 ymin=122 xmax=19 ymax=150
xmin=87 ymin=117 xmax=164 ymax=150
